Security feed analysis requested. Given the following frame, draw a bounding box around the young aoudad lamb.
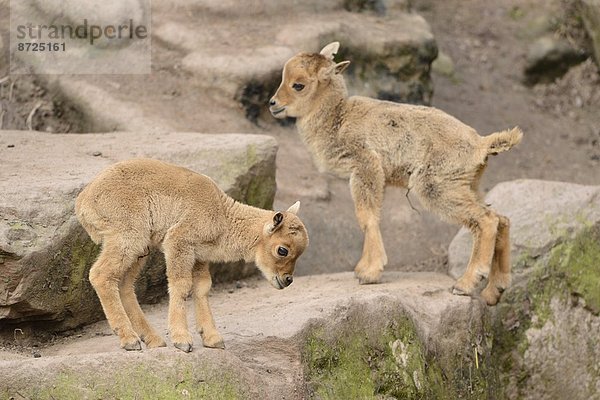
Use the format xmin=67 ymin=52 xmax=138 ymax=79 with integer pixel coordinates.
xmin=269 ymin=42 xmax=523 ymax=305
xmin=76 ymin=158 xmax=308 ymax=352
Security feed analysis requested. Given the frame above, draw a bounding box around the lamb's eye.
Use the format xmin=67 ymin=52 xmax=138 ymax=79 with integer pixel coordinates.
xmin=292 ymin=83 xmax=305 ymax=91
xmin=277 ymin=246 xmax=289 ymax=257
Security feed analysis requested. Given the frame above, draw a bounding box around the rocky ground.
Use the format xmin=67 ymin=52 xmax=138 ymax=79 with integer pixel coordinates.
xmin=1 ymin=0 xmax=599 ymax=398
xmin=1 ymin=271 xmax=476 ymax=399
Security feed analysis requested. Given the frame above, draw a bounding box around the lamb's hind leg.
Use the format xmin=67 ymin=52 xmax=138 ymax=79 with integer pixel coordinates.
xmin=480 ymin=215 xmax=511 ymax=305
xmin=119 ymin=255 xmax=166 ymax=348
xmin=453 ymin=207 xmax=499 ymax=297
xmin=163 ymin=229 xmax=195 ymax=353
xmin=89 ymin=242 xmax=141 ymax=350
xmin=350 ymin=161 xmax=387 ymax=284
xmin=415 ymin=180 xmax=499 ymax=297
xmin=192 ymin=261 xmax=224 ymax=349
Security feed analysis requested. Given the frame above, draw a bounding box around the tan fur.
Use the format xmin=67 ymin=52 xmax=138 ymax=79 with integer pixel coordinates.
xmin=269 ymin=42 xmax=522 ymax=305
xmin=76 ymin=158 xmax=308 ymax=352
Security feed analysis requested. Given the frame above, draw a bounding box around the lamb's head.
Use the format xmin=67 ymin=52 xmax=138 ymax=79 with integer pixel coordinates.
xmin=269 ymin=42 xmax=350 ymax=119
xmin=255 ymin=201 xmax=309 ymax=290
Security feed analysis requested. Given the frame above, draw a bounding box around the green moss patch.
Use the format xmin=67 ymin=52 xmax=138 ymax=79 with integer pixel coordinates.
xmin=5 ymin=360 xmax=241 ymax=400
xmin=303 ymin=312 xmax=492 ymax=399
xmin=489 ymin=287 xmax=532 ymax=396
xmin=529 ymin=223 xmax=600 ymax=319
xmin=488 ymin=224 xmax=600 ymax=398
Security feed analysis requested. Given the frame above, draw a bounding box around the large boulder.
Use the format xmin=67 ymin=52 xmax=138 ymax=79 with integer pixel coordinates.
xmin=0 ymin=131 xmax=277 ymax=334
xmin=524 ymin=36 xmax=587 ymax=85
xmin=490 ymin=222 xmax=600 ymax=400
xmin=581 ymin=0 xmax=600 ymax=69
xmin=0 ymin=271 xmax=490 ymax=398
xmin=449 ymin=179 xmax=600 ymax=399
xmin=325 ymin=12 xmax=437 ymax=104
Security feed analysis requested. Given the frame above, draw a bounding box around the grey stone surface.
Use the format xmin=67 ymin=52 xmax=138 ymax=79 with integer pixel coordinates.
xmin=432 ymin=50 xmax=455 ymax=77
xmin=153 ymin=4 xmax=437 ymax=116
xmin=524 ymin=36 xmax=587 ymax=85
xmin=492 ymin=223 xmax=600 ymax=400
xmin=582 ymin=0 xmax=600 ymax=69
xmin=449 ymin=188 xmax=600 ymax=400
xmin=521 ymin=298 xmax=600 ymax=399
xmin=11 ymin=0 xmax=151 ymax=74
xmin=0 ymin=271 xmax=479 ymax=399
xmin=33 ymin=0 xmax=146 ymax=48
xmin=48 ymin=77 xmax=174 ymax=133
xmin=0 ymin=131 xmax=277 ymax=331
xmin=324 ymin=12 xmax=437 ymax=104
xmin=449 ymin=179 xmax=600 ymax=279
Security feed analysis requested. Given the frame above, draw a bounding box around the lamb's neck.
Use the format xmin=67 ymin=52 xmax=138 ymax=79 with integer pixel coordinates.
xmin=297 ymin=91 xmax=347 ymax=146
xmin=221 ymin=196 xmax=270 ymax=262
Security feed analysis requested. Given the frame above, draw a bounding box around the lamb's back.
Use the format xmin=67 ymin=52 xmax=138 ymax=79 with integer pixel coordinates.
xmin=75 ymin=159 xmax=226 ymax=243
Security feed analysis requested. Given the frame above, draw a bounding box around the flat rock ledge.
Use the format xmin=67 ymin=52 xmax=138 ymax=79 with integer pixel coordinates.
xmin=0 ymin=131 xmax=277 ymax=333
xmin=0 ymin=272 xmax=482 ymax=399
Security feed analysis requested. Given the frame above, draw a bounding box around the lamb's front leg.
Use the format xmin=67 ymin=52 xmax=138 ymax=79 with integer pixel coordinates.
xmin=163 ymin=237 xmax=195 ymax=352
xmin=350 ymin=160 xmax=387 ymax=284
xmin=192 ymin=261 xmax=224 ymax=349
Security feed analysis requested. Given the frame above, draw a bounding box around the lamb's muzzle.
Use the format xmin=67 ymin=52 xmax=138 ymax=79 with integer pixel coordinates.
xmin=274 ymin=273 xmax=293 ymax=289
xmin=269 ymin=97 xmax=286 ymax=117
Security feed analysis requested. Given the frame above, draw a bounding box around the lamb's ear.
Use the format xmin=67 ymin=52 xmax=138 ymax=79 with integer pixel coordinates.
xmin=333 ymin=61 xmax=350 ymax=74
xmin=319 ymin=41 xmax=340 ymax=60
xmin=318 ymin=61 xmax=351 ymax=81
xmin=287 ymin=201 xmax=300 ymax=215
xmin=264 ymin=212 xmax=284 ymax=235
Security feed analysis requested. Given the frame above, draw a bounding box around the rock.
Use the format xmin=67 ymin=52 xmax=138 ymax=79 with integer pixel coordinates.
xmin=10 ymin=0 xmax=151 ymax=74
xmin=1 ymin=267 xmax=598 ymax=399
xmin=519 ymin=13 xmax=557 ymax=39
xmin=449 ymin=179 xmax=600 ymax=279
xmin=180 ymin=46 xmax=295 ymax=123
xmin=431 ymin=50 xmax=455 ymax=77
xmin=343 ymin=0 xmax=387 ymax=15
xmin=491 ymin=224 xmax=600 ymax=399
xmin=0 ymin=271 xmax=487 ymax=398
xmin=524 ymin=36 xmax=587 ymax=85
xmin=157 ymin=0 xmax=343 ymax=17
xmin=449 ymin=180 xmax=600 ymax=399
xmin=154 ymin=8 xmax=437 ymax=124
xmin=0 ymin=131 xmax=277 ymax=333
xmin=33 ymin=0 xmax=146 ymax=47
xmin=328 ymin=12 xmax=437 ymax=104
xmin=581 ymin=0 xmax=600 ymax=69
xmin=49 ymin=77 xmax=173 ymax=133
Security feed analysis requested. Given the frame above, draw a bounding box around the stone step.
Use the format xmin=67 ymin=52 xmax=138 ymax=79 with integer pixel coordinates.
xmin=0 ymin=271 xmax=479 ymax=399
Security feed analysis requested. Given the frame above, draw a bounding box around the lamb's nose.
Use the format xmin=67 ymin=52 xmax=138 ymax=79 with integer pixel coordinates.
xmin=269 ymin=98 xmax=277 ymax=107
xmin=284 ymin=274 xmax=293 ymax=286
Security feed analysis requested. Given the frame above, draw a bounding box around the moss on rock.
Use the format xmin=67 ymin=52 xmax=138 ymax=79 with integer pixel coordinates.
xmin=8 ymin=359 xmax=241 ymax=400
xmin=488 ymin=223 xmax=600 ymax=399
xmin=303 ymin=309 xmax=495 ymax=400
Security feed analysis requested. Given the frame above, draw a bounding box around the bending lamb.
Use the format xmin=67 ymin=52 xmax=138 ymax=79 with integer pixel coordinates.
xmin=269 ymin=42 xmax=522 ymax=305
xmin=76 ymin=158 xmax=308 ymax=352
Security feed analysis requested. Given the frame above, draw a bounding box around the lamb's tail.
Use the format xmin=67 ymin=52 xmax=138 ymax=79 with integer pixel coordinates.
xmin=483 ymin=127 xmax=523 ymax=155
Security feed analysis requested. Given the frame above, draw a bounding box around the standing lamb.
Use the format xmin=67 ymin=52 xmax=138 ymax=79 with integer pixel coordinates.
xmin=269 ymin=42 xmax=522 ymax=305
xmin=76 ymin=158 xmax=309 ymax=352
